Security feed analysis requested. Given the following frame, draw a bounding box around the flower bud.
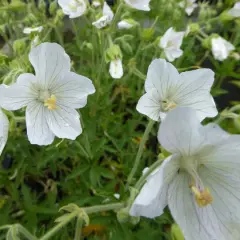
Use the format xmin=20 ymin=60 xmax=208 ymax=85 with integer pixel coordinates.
xmin=219 ymin=11 xmax=234 ymax=22
xmin=49 ymin=1 xmax=58 ymax=15
xmin=117 ymin=208 xmax=130 ymax=223
xmin=13 ymin=39 xmax=26 ymax=54
xmin=171 ymin=224 xmax=184 ymax=240
xmin=105 ymin=44 xmax=122 ymax=63
xmin=141 ymin=28 xmax=154 ymax=41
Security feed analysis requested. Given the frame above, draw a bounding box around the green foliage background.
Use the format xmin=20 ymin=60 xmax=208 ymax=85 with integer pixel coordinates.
xmin=0 ymin=0 xmax=240 ymax=239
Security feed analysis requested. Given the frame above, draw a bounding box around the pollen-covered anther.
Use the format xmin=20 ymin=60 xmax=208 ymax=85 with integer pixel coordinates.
xmin=191 ymin=186 xmax=213 ymax=207
xmin=44 ymin=95 xmax=57 ymax=110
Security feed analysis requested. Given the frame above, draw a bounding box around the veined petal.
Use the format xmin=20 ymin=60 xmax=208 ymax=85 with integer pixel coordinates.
xmin=136 ymin=90 xmax=162 ymax=121
xmin=0 ymin=73 xmax=37 ymax=110
xmin=26 ymin=101 xmax=55 ymax=145
xmin=51 ymin=72 xmax=95 ymax=109
xmin=168 ymin=172 xmax=224 ymax=240
xmin=158 ymin=107 xmax=205 ymax=156
xmin=145 ymin=58 xmax=180 ymax=99
xmin=173 ymin=69 xmax=217 ymax=121
xmin=29 ymin=42 xmax=71 ymax=89
xmin=130 ymin=155 xmax=180 ymax=218
xmin=109 ymin=59 xmax=123 ymax=79
xmin=46 ymin=105 xmax=82 ymax=140
xmin=124 ymin=0 xmax=151 ymax=11
xmin=0 ymin=109 xmax=9 ymax=155
xmin=103 ymin=2 xmax=114 ymax=20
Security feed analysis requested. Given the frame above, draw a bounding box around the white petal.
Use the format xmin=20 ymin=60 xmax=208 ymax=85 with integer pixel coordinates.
xmin=29 ymin=42 xmax=71 ymax=89
xmin=26 ymin=101 xmax=55 ymax=145
xmin=46 ymin=105 xmax=82 ymax=140
xmin=228 ymin=2 xmax=240 ymax=17
xmin=92 ymin=15 xmax=112 ymax=29
xmin=164 ymin=48 xmax=183 ymax=62
xmin=158 ymin=107 xmax=205 ymax=156
xmin=136 ymin=90 xmax=162 ymax=121
xmin=168 ymin=172 xmax=223 ymax=240
xmin=124 ymin=0 xmax=151 ymax=11
xmin=109 ymin=59 xmax=123 ymax=79
xmin=117 ymin=20 xmax=134 ymax=29
xmin=0 ymin=109 xmax=9 ymax=155
xmin=173 ymin=68 xmax=218 ymax=121
xmin=0 ymin=74 xmax=37 ymax=111
xmin=58 ymin=0 xmax=87 ymax=18
xmin=130 ymin=155 xmax=180 ymax=218
xmin=145 ymin=58 xmax=180 ymax=98
xmin=51 ymin=72 xmax=95 ymax=109
xmin=103 ymin=2 xmax=114 ymax=19
xmin=23 ymin=26 xmax=43 ymax=34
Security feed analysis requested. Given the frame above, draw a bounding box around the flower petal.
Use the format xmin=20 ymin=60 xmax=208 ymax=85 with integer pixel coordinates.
xmin=173 ymin=69 xmax=217 ymax=121
xmin=109 ymin=59 xmax=123 ymax=79
xmin=29 ymin=42 xmax=71 ymax=89
xmin=46 ymin=105 xmax=82 ymax=140
xmin=130 ymin=155 xmax=180 ymax=218
xmin=168 ymin=172 xmax=223 ymax=240
xmin=158 ymin=107 xmax=205 ymax=156
xmin=0 ymin=109 xmax=9 ymax=155
xmin=0 ymin=73 xmax=37 ymax=110
xmin=164 ymin=48 xmax=183 ymax=62
xmin=51 ymin=72 xmax=95 ymax=109
xmin=26 ymin=101 xmax=55 ymax=145
xmin=145 ymin=58 xmax=180 ymax=99
xmin=136 ymin=90 xmax=162 ymax=121
xmin=124 ymin=0 xmax=150 ymax=11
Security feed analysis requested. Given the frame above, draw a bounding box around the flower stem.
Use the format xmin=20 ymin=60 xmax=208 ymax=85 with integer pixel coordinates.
xmin=39 ymin=203 xmax=125 ymax=240
xmin=127 ymin=120 xmax=155 ymax=187
xmin=74 ymin=217 xmax=83 ymax=240
xmin=110 ymin=2 xmax=124 ymax=32
xmin=17 ymin=225 xmax=39 ymax=240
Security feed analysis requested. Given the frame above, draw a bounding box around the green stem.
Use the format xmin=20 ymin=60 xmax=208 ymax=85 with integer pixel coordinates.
xmin=18 ymin=225 xmax=39 ymax=240
xmin=74 ymin=217 xmax=83 ymax=240
xmin=83 ymin=202 xmax=125 ymax=214
xmin=110 ymin=2 xmax=124 ymax=32
xmin=71 ymin=20 xmax=81 ymax=50
xmin=40 ymin=211 xmax=78 ymax=240
xmin=132 ymin=68 xmax=146 ymax=80
xmin=127 ymin=120 xmax=155 ymax=186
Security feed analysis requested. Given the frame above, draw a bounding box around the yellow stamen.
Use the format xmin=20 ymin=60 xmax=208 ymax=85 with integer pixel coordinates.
xmin=191 ymin=186 xmax=213 ymax=207
xmin=44 ymin=95 xmax=57 ymax=110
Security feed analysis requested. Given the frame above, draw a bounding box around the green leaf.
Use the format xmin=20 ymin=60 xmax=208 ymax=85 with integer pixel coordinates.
xmin=66 ymin=165 xmax=90 ymax=180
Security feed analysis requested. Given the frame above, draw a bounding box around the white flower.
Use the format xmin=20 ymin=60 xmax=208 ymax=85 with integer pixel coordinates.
xmin=58 ymin=0 xmax=87 ymax=18
xmin=124 ymin=0 xmax=151 ymax=11
xmin=118 ymin=20 xmax=134 ymax=29
xmin=211 ymin=37 xmax=235 ymax=61
xmin=0 ymin=101 xmax=9 ymax=155
xmin=130 ymin=107 xmax=240 ymax=240
xmin=114 ymin=193 xmax=120 ymax=199
xmin=23 ymin=26 xmax=43 ymax=34
xmin=92 ymin=2 xmax=114 ymax=29
xmin=136 ymin=58 xmax=217 ymax=121
xmin=92 ymin=1 xmax=101 ymax=7
xmin=0 ymin=43 xmax=95 ymax=146
xmin=228 ymin=2 xmax=240 ymax=17
xmin=109 ymin=58 xmax=123 ymax=79
xmin=159 ymin=27 xmax=185 ymax=62
xmin=179 ymin=0 xmax=198 ymax=16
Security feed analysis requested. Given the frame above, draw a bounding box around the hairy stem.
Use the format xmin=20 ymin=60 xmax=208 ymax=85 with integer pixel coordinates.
xmin=74 ymin=217 xmax=83 ymax=240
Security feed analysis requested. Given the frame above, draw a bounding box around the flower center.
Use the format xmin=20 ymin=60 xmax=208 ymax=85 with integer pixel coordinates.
xmin=180 ymin=156 xmax=213 ymax=208
xmin=68 ymin=0 xmax=83 ymax=11
xmin=44 ymin=95 xmax=57 ymax=110
xmin=161 ymin=99 xmax=177 ymax=112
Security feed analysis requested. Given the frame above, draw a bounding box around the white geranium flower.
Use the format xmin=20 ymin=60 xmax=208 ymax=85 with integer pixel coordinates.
xmin=137 ymin=58 xmax=217 ymax=121
xmin=0 ymin=43 xmax=95 ymax=146
xmin=58 ymin=0 xmax=87 ymax=18
xmin=228 ymin=2 xmax=240 ymax=17
xmin=92 ymin=2 xmax=114 ymax=29
xmin=124 ymin=0 xmax=151 ymax=11
xmin=159 ymin=27 xmax=185 ymax=62
xmin=109 ymin=58 xmax=123 ymax=79
xmin=130 ymin=107 xmax=240 ymax=240
xmin=23 ymin=26 xmax=43 ymax=34
xmin=118 ymin=20 xmax=134 ymax=29
xmin=211 ymin=37 xmax=235 ymax=61
xmin=179 ymin=0 xmax=198 ymax=16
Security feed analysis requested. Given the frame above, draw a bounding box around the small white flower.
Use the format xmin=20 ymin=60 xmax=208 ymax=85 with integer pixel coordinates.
xmin=211 ymin=37 xmax=235 ymax=61
xmin=136 ymin=58 xmax=217 ymax=121
xmin=118 ymin=20 xmax=134 ymax=29
xmin=109 ymin=58 xmax=123 ymax=79
xmin=159 ymin=27 xmax=185 ymax=62
xmin=58 ymin=0 xmax=87 ymax=18
xmin=124 ymin=0 xmax=151 ymax=11
xmin=179 ymin=0 xmax=198 ymax=16
xmin=228 ymin=2 xmax=240 ymax=17
xmin=92 ymin=1 xmax=101 ymax=7
xmin=92 ymin=2 xmax=114 ymax=29
xmin=23 ymin=26 xmax=43 ymax=34
xmin=114 ymin=193 xmax=120 ymax=199
xmin=130 ymin=107 xmax=240 ymax=240
xmin=0 ymin=43 xmax=95 ymax=146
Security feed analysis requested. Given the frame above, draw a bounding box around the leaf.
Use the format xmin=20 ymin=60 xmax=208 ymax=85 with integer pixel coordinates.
xmin=59 ymin=203 xmax=80 ymax=213
xmin=100 ymin=168 xmax=115 ymax=179
xmin=66 ymin=165 xmax=90 ymax=180
xmin=6 ymin=226 xmax=20 ymax=240
xmin=55 ymin=213 xmax=72 ymax=223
